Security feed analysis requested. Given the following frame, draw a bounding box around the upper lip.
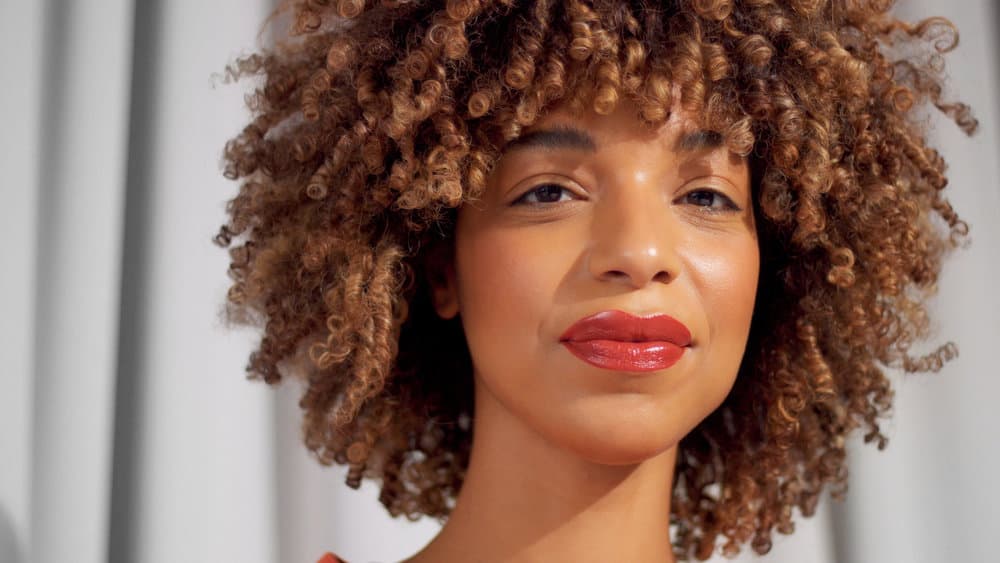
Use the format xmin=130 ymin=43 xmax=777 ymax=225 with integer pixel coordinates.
xmin=559 ymin=310 xmax=692 ymax=346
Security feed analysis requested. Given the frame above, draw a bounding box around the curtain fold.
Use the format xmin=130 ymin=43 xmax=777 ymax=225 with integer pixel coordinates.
xmin=108 ymin=1 xmax=279 ymax=562
xmin=0 ymin=2 xmax=46 ymax=563
xmin=14 ymin=1 xmax=135 ymax=562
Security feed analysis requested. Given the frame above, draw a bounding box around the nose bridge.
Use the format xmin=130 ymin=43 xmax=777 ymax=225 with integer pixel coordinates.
xmin=588 ymin=172 xmax=680 ymax=288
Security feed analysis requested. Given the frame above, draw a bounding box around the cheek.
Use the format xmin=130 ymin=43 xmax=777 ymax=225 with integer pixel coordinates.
xmin=458 ymin=232 xmax=544 ymax=307
xmin=686 ymin=234 xmax=760 ymax=356
xmin=642 ymin=233 xmax=758 ymax=448
xmin=456 ymin=230 xmax=538 ymax=321
xmin=452 ymin=221 xmax=569 ymax=361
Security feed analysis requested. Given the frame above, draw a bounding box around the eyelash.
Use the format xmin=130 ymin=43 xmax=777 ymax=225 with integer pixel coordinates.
xmin=511 ymin=184 xmax=743 ymax=213
xmin=680 ymin=189 xmax=743 ymax=213
xmin=512 ymin=184 xmax=579 ymax=205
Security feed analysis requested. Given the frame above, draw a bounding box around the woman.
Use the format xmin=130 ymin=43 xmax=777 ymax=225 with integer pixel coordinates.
xmin=217 ymin=0 xmax=975 ymax=560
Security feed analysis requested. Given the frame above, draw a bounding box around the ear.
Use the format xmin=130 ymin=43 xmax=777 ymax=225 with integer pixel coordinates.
xmin=424 ymin=239 xmax=459 ymax=320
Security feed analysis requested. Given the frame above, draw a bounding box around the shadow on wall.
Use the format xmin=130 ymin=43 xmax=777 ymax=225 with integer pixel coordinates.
xmin=0 ymin=504 xmax=22 ymax=563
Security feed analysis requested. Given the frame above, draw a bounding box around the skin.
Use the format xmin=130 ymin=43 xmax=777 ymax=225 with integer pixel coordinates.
xmin=407 ymin=99 xmax=760 ymax=563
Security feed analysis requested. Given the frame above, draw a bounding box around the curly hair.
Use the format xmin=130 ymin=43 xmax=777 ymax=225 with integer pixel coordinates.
xmin=216 ymin=0 xmax=975 ymax=558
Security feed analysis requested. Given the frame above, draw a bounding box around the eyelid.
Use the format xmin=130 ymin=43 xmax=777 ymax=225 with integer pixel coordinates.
xmin=509 ymin=177 xmax=587 ymax=205
xmin=511 ymin=184 xmax=574 ymax=206
xmin=676 ymin=185 xmax=744 ymax=212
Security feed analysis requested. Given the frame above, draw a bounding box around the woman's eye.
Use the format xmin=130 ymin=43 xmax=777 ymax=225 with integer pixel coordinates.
xmin=682 ymin=189 xmax=741 ymax=212
xmin=512 ymin=184 xmax=577 ymax=205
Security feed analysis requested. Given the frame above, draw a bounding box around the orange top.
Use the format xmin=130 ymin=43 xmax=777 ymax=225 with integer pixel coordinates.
xmin=317 ymin=553 xmax=343 ymax=563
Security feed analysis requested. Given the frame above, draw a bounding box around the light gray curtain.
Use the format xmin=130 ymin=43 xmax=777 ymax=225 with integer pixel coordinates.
xmin=1 ymin=1 xmax=997 ymax=562
xmin=2 ymin=1 xmax=135 ymax=562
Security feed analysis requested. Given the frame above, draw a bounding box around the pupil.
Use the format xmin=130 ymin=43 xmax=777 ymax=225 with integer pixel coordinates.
xmin=689 ymin=192 xmax=713 ymax=206
xmin=537 ymin=185 xmax=562 ymax=202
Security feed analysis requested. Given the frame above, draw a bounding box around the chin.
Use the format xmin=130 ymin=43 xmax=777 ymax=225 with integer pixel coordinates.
xmin=557 ymin=410 xmax=687 ymax=466
xmin=569 ymin=434 xmax=678 ymax=466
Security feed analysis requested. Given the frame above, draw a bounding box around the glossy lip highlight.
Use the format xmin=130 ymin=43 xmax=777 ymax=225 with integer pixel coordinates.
xmin=559 ymin=310 xmax=692 ymax=373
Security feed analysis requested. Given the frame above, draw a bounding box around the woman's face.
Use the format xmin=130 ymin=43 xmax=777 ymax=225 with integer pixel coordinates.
xmin=434 ymin=100 xmax=759 ymax=465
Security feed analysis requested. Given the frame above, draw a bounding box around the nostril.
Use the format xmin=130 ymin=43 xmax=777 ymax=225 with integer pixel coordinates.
xmin=601 ymin=269 xmax=671 ymax=285
xmin=601 ymin=270 xmax=630 ymax=283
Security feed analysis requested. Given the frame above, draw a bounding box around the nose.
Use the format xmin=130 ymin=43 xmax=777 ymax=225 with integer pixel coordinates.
xmin=586 ymin=185 xmax=681 ymax=289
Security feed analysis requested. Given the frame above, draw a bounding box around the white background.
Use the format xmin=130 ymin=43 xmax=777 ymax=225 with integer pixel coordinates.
xmin=1 ymin=1 xmax=997 ymax=562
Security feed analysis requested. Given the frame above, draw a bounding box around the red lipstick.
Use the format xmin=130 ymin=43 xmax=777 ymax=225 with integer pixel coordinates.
xmin=559 ymin=310 xmax=692 ymax=373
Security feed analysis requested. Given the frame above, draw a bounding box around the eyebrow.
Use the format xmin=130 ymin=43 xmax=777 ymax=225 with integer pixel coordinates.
xmin=501 ymin=125 xmax=726 ymax=154
xmin=675 ymin=129 xmax=725 ymax=152
xmin=502 ymin=126 xmax=597 ymax=153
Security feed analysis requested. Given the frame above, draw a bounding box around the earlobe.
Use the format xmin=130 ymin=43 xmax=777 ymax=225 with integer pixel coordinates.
xmin=432 ymin=275 xmax=460 ymax=319
xmin=425 ymin=241 xmax=460 ymax=320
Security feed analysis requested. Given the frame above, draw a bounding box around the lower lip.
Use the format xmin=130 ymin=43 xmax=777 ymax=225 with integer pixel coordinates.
xmin=561 ymin=340 xmax=686 ymax=373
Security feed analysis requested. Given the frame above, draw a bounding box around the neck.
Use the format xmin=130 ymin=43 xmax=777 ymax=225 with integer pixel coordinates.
xmin=406 ymin=385 xmax=677 ymax=563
